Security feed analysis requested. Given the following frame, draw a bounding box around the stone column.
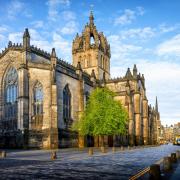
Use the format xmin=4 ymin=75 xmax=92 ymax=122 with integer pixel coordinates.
xmin=78 ymin=80 xmax=85 ymax=148
xmin=76 ymin=64 xmax=85 ymax=148
xmin=143 ymin=98 xmax=148 ymax=145
xmin=128 ymin=102 xmax=135 ymax=146
xmin=45 ymin=48 xmax=58 ymax=149
xmin=134 ymin=91 xmax=141 ymax=145
xmin=17 ymin=63 xmax=29 ymax=148
xmin=49 ymin=84 xmax=58 ymax=149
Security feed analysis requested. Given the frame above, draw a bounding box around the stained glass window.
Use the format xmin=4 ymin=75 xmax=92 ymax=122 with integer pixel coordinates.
xmin=4 ymin=67 xmax=18 ymax=130
xmin=33 ymin=82 xmax=43 ymax=115
xmin=63 ymin=84 xmax=71 ymax=124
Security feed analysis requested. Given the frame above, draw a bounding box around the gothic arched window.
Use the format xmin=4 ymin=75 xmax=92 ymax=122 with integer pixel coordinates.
xmin=63 ymin=84 xmax=71 ymax=126
xmin=90 ymin=34 xmax=95 ymax=45
xmin=32 ymin=82 xmax=43 ymax=129
xmin=4 ymin=67 xmax=18 ymax=130
xmin=33 ymin=82 xmax=43 ymax=115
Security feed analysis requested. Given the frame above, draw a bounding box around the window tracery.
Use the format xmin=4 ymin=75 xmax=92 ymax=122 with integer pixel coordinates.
xmin=4 ymin=67 xmax=18 ymax=130
xmin=63 ymin=84 xmax=72 ymax=128
xmin=32 ymin=81 xmax=43 ymax=129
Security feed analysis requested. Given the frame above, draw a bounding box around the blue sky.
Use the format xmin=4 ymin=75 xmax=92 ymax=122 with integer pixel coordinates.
xmin=0 ymin=0 xmax=180 ymax=126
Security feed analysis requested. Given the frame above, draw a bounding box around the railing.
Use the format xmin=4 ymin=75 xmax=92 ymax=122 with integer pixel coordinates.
xmin=129 ymin=151 xmax=179 ymax=180
xmin=129 ymin=167 xmax=150 ymax=180
xmin=129 ymin=160 xmax=163 ymax=180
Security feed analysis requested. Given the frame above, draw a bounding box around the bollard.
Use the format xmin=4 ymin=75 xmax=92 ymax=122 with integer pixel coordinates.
xmin=2 ymin=151 xmax=6 ymax=158
xmin=51 ymin=151 xmax=57 ymax=160
xmin=163 ymin=157 xmax=172 ymax=171
xmin=176 ymin=150 xmax=180 ymax=159
xmin=149 ymin=164 xmax=161 ymax=180
xmin=101 ymin=146 xmax=106 ymax=153
xmin=171 ymin=153 xmax=177 ymax=163
xmin=128 ymin=146 xmax=130 ymax=150
xmin=112 ymin=147 xmax=116 ymax=153
xmin=0 ymin=151 xmax=6 ymax=158
xmin=121 ymin=146 xmax=124 ymax=151
xmin=88 ymin=147 xmax=93 ymax=156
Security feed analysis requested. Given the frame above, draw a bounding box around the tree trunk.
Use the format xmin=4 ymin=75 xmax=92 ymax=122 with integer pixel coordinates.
xmin=100 ymin=135 xmax=104 ymax=147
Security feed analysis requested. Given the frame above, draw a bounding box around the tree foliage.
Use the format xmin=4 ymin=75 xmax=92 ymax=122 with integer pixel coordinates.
xmin=72 ymin=87 xmax=128 ymax=136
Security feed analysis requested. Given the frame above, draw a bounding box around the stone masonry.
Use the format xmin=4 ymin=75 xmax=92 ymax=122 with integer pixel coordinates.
xmin=0 ymin=12 xmax=161 ymax=149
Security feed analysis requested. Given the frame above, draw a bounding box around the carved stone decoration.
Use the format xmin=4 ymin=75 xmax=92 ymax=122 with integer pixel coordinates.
xmin=6 ymin=52 xmax=19 ymax=62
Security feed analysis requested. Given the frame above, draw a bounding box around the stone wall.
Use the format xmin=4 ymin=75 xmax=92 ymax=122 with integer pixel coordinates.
xmin=56 ymin=71 xmax=93 ymax=147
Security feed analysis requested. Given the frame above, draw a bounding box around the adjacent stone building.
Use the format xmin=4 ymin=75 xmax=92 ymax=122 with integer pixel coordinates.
xmin=0 ymin=12 xmax=161 ymax=149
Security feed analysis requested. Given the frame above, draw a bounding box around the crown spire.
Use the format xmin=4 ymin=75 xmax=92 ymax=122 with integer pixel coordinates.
xmin=155 ymin=96 xmax=158 ymax=112
xmin=89 ymin=11 xmax=94 ymax=25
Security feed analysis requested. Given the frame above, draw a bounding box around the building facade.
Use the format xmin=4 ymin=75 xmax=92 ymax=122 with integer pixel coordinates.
xmin=0 ymin=13 xmax=160 ymax=149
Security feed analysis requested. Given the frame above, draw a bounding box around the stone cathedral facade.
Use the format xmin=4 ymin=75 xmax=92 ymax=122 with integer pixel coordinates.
xmin=0 ymin=13 xmax=161 ymax=149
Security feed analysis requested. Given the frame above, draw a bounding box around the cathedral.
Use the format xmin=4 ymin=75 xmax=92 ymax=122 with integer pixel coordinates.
xmin=0 ymin=12 xmax=161 ymax=149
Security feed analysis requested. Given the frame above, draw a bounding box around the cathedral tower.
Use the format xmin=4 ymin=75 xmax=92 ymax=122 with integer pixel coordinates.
xmin=72 ymin=11 xmax=111 ymax=80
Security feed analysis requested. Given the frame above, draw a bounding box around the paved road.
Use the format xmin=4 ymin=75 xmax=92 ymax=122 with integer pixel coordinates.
xmin=0 ymin=144 xmax=180 ymax=180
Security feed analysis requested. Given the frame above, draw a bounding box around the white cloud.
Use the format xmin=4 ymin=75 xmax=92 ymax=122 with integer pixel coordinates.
xmin=59 ymin=0 xmax=70 ymax=6
xmin=47 ymin=0 xmax=71 ymax=21
xmin=114 ymin=7 xmax=145 ymax=26
xmin=8 ymin=32 xmax=22 ymax=43
xmin=136 ymin=6 xmax=145 ymax=16
xmin=0 ymin=25 xmax=9 ymax=33
xmin=61 ymin=21 xmax=78 ymax=35
xmin=31 ymin=40 xmax=51 ymax=52
xmin=156 ymin=34 xmax=180 ymax=57
xmin=20 ymin=28 xmax=72 ymax=61
xmin=61 ymin=11 xmax=76 ymax=21
xmin=52 ymin=32 xmax=71 ymax=60
xmin=7 ymin=0 xmax=31 ymax=19
xmin=47 ymin=0 xmax=70 ymax=7
xmin=108 ymin=35 xmax=142 ymax=62
xmin=29 ymin=28 xmax=45 ymax=40
xmin=28 ymin=29 xmax=51 ymax=51
xmin=120 ymin=27 xmax=155 ymax=40
xmin=30 ymin=21 xmax=44 ymax=28
xmin=114 ymin=9 xmax=135 ymax=26
xmin=159 ymin=23 xmax=179 ymax=33
xmin=0 ymin=34 xmax=6 ymax=42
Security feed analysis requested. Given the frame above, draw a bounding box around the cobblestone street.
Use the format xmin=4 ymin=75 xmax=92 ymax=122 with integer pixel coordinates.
xmin=0 ymin=144 xmax=180 ymax=180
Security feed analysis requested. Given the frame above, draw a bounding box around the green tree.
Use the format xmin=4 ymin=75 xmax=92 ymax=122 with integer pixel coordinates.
xmin=72 ymin=87 xmax=128 ymax=146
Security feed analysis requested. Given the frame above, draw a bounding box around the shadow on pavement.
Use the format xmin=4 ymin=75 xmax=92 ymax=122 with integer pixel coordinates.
xmin=0 ymin=158 xmax=48 ymax=169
